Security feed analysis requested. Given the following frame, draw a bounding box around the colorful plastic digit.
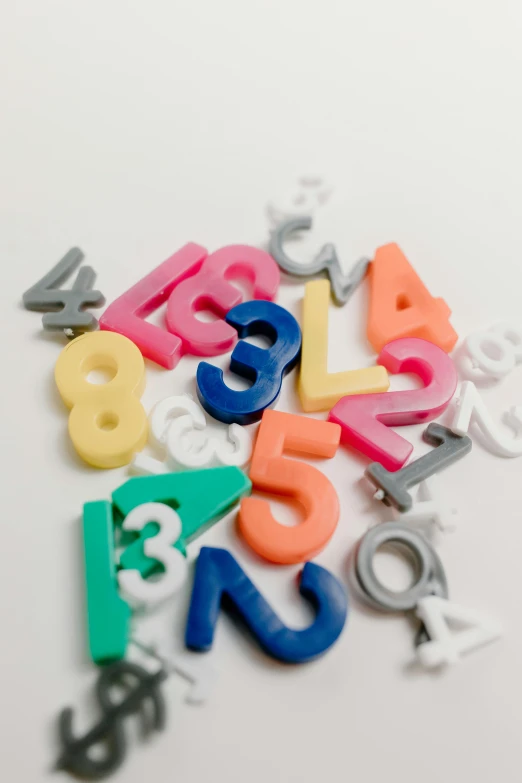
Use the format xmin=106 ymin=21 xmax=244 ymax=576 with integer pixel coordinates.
xmin=22 ymin=247 xmax=105 ymax=333
xmin=166 ymin=245 xmax=280 ymax=356
xmin=196 ymin=300 xmax=301 ymax=424
xmin=114 ymin=467 xmax=252 ymax=578
xmin=83 ymin=501 xmax=131 ymax=664
xmin=99 ymin=244 xmax=207 ymax=368
xmin=117 ymin=503 xmax=188 ymax=606
xmin=367 ymin=244 xmax=458 ymax=353
xmin=55 ymin=331 xmax=148 ymax=468
xmin=239 ymin=410 xmax=341 ymax=564
xmin=185 ymin=547 xmax=348 ymax=663
xmin=299 ymin=279 xmax=389 ymax=411
xmin=328 ymin=337 xmax=458 ymax=471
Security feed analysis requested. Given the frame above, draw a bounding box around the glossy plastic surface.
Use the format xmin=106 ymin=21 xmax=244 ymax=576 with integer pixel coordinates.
xmin=185 ymin=547 xmax=348 ymax=663
xmin=197 ymin=300 xmax=301 ymax=424
xmin=117 ymin=503 xmax=188 ymax=606
xmin=83 ymin=501 xmax=131 ymax=665
xmin=99 ymin=244 xmax=206 ymax=368
xmin=239 ymin=410 xmax=341 ymax=563
xmin=299 ymin=279 xmax=389 ymax=411
xmin=55 ymin=331 xmax=148 ymax=468
xmin=329 ymin=337 xmax=458 ymax=471
xmin=114 ymin=468 xmax=251 ymax=577
xmin=166 ymin=245 xmax=279 ymax=355
xmin=367 ymin=243 xmax=457 ymax=353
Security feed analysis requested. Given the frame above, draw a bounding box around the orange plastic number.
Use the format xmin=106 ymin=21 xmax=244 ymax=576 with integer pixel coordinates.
xmin=238 ymin=410 xmax=341 ymax=564
xmin=55 ymin=331 xmax=147 ymax=468
xmin=367 ymin=244 xmax=458 ymax=353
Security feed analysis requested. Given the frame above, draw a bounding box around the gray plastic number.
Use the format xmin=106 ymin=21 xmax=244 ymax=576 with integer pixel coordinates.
xmin=23 ymin=247 xmax=105 ymax=334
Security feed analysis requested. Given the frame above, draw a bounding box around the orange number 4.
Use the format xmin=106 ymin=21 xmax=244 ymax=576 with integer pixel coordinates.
xmin=367 ymin=243 xmax=458 ymax=353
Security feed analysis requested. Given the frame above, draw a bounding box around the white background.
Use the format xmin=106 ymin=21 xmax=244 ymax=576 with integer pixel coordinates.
xmin=1 ymin=2 xmax=522 ymax=781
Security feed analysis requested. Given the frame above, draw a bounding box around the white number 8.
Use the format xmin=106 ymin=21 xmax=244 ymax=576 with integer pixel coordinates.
xmin=117 ymin=502 xmax=188 ymax=606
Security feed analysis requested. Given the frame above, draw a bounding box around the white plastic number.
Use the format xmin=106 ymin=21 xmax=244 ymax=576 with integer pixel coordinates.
xmin=396 ymin=476 xmax=457 ymax=532
xmin=132 ymin=394 xmax=252 ymax=475
xmin=266 ymin=176 xmax=333 ymax=228
xmin=149 ymin=395 xmax=205 ymax=446
xmin=117 ymin=503 xmax=187 ymax=606
xmin=460 ymin=323 xmax=522 ymax=382
xmin=416 ymin=596 xmax=502 ymax=667
xmin=452 ymin=381 xmax=522 ymax=457
xmin=132 ymin=636 xmax=217 ymax=704
xmin=166 ymin=415 xmax=251 ymax=468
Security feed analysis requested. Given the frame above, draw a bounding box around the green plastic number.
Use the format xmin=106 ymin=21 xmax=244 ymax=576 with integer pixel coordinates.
xmin=115 ymin=467 xmax=251 ymax=578
xmin=83 ymin=501 xmax=131 ymax=665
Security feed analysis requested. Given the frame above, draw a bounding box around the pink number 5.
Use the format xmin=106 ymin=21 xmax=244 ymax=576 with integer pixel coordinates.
xmin=328 ymin=338 xmax=457 ymax=471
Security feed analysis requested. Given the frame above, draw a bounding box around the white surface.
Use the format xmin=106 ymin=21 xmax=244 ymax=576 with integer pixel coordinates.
xmin=1 ymin=2 xmax=522 ymax=781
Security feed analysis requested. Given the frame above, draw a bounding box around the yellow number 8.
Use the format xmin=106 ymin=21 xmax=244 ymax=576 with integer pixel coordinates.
xmin=55 ymin=331 xmax=148 ymax=468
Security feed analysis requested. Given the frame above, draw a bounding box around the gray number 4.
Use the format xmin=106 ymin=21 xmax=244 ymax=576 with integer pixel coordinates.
xmin=23 ymin=248 xmax=105 ymax=334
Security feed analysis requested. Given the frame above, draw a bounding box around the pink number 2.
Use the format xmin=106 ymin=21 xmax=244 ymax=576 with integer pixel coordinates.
xmin=328 ymin=337 xmax=457 ymax=471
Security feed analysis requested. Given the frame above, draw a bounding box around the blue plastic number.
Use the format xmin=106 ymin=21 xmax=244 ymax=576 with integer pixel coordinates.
xmin=185 ymin=547 xmax=348 ymax=663
xmin=196 ymin=300 xmax=302 ymax=424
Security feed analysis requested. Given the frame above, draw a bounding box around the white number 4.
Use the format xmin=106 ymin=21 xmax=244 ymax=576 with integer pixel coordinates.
xmin=415 ymin=596 xmax=502 ymax=667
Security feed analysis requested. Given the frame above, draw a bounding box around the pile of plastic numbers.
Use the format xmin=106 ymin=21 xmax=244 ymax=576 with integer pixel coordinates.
xmin=24 ymin=178 xmax=518 ymax=780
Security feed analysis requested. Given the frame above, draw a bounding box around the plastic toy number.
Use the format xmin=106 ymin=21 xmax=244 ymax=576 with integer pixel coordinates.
xmin=367 ymin=244 xmax=458 ymax=353
xmin=100 ymin=244 xmax=279 ymax=368
xmin=132 ymin=395 xmax=252 ymax=475
xmin=416 ymin=596 xmax=502 ymax=668
xmin=239 ymin=410 xmax=341 ymax=564
xmin=459 ymin=323 xmax=522 ymax=382
xmin=197 ymin=300 xmax=302 ymax=424
xmin=55 ymin=331 xmax=148 ymax=468
xmin=185 ymin=547 xmax=348 ymax=663
xmin=23 ymin=247 xmax=105 ymax=334
xmin=99 ymin=243 xmax=207 ymax=368
xmin=83 ymin=501 xmax=131 ymax=665
xmin=114 ymin=468 xmax=252 ymax=578
xmin=299 ymin=279 xmax=389 ymax=411
xmin=166 ymin=245 xmax=280 ymax=356
xmin=328 ymin=338 xmax=458 ymax=471
xmin=451 ymin=381 xmax=522 ymax=457
xmin=117 ymin=503 xmax=188 ymax=606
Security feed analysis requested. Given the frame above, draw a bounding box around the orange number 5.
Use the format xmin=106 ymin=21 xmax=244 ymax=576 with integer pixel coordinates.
xmin=238 ymin=410 xmax=341 ymax=564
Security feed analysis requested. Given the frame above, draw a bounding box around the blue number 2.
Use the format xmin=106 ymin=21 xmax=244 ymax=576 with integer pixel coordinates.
xmin=196 ymin=300 xmax=301 ymax=424
xmin=185 ymin=547 xmax=348 ymax=663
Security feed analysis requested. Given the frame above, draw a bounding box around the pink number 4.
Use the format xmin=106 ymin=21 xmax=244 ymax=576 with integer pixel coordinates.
xmin=100 ymin=245 xmax=279 ymax=369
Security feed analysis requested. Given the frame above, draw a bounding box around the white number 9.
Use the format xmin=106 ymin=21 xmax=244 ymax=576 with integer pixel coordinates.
xmin=461 ymin=323 xmax=522 ymax=381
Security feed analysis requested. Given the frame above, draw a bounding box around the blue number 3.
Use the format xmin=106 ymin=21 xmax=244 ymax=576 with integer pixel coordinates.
xmin=196 ymin=300 xmax=302 ymax=424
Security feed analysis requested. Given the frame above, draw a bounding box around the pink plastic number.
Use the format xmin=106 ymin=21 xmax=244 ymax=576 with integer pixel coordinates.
xmin=166 ymin=245 xmax=280 ymax=356
xmin=99 ymin=244 xmax=207 ymax=369
xmin=328 ymin=338 xmax=457 ymax=471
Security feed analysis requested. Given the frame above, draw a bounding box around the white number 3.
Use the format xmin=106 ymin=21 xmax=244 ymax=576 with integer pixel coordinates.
xmin=117 ymin=502 xmax=188 ymax=606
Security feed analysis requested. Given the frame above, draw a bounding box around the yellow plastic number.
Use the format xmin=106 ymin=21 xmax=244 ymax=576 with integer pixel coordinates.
xmin=298 ymin=280 xmax=389 ymax=412
xmin=55 ymin=331 xmax=148 ymax=468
